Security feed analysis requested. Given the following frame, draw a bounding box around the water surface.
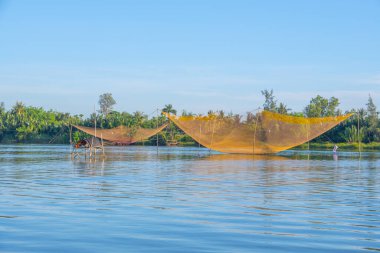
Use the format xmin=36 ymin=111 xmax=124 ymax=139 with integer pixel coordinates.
xmin=0 ymin=145 xmax=379 ymax=252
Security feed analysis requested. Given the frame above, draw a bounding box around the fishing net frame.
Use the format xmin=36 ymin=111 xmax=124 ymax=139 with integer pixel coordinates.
xmin=164 ymin=111 xmax=352 ymax=154
xmin=73 ymin=123 xmax=168 ymax=145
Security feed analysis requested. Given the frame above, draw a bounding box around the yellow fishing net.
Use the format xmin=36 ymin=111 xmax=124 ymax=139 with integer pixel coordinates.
xmin=164 ymin=111 xmax=352 ymax=154
xmin=73 ymin=124 xmax=168 ymax=144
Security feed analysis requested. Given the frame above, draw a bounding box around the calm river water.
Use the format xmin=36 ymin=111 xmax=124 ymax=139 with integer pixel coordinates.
xmin=0 ymin=145 xmax=379 ymax=253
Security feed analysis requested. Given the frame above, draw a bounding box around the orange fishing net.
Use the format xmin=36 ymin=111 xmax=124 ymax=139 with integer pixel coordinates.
xmin=164 ymin=111 xmax=352 ymax=154
xmin=73 ymin=124 xmax=168 ymax=144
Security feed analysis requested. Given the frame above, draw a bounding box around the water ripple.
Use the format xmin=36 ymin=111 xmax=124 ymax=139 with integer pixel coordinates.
xmin=0 ymin=145 xmax=379 ymax=252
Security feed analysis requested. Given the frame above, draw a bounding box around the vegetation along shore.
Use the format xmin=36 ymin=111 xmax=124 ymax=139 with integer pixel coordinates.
xmin=0 ymin=90 xmax=378 ymax=151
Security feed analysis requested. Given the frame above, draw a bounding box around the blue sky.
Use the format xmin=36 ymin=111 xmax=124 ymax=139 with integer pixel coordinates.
xmin=0 ymin=0 xmax=379 ymax=116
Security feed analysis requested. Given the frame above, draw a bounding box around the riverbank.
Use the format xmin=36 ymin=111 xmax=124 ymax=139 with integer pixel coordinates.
xmin=293 ymin=142 xmax=380 ymax=151
xmin=1 ymin=134 xmax=379 ymax=152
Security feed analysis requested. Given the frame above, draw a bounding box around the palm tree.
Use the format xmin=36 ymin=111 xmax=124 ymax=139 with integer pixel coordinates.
xmin=162 ymin=104 xmax=177 ymax=115
xmin=12 ymin=101 xmax=25 ymax=115
xmin=11 ymin=101 xmax=26 ymax=128
xmin=133 ymin=111 xmax=145 ymax=127
xmin=161 ymin=104 xmax=178 ymax=144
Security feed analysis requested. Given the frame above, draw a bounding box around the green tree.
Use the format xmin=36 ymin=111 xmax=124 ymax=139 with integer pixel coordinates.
xmin=341 ymin=125 xmax=364 ymax=143
xmin=161 ymin=104 xmax=178 ymax=142
xmin=277 ymin=102 xmax=290 ymax=115
xmin=245 ymin=112 xmax=255 ymax=124
xmin=0 ymin=102 xmax=5 ymax=114
xmin=217 ymin=110 xmax=225 ymax=118
xmin=133 ymin=111 xmax=146 ymax=126
xmin=261 ymin=89 xmax=290 ymax=114
xmin=304 ymin=95 xmax=340 ymax=117
xmin=181 ymin=110 xmax=194 ymax=117
xmin=162 ymin=104 xmax=177 ymax=115
xmin=365 ymin=95 xmax=379 ymax=142
xmin=327 ymin=97 xmax=340 ymax=116
xmin=11 ymin=101 xmax=26 ymax=128
xmin=12 ymin=101 xmax=25 ymax=115
xmin=98 ymin=93 xmax=116 ymax=117
xmin=261 ymin=89 xmax=277 ymax=112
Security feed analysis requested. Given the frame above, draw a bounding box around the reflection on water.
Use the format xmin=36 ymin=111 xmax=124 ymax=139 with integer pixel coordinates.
xmin=0 ymin=145 xmax=379 ymax=253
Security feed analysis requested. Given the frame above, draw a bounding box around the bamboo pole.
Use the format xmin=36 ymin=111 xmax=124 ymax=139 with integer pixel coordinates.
xmin=210 ymin=116 xmax=216 ymax=152
xmin=358 ymin=111 xmax=361 ymax=154
xmin=156 ymin=108 xmax=159 ymax=153
xmin=69 ymin=123 xmax=73 ymax=158
xmin=69 ymin=124 xmax=72 ymax=145
xmin=307 ymin=116 xmax=310 ymax=151
xmin=199 ymin=124 xmax=201 ymax=149
xmin=93 ymin=105 xmax=96 ymax=158
xmin=101 ymin=133 xmax=105 ymax=157
xmin=253 ymin=113 xmax=259 ymax=155
xmin=94 ymin=105 xmax=97 ymax=138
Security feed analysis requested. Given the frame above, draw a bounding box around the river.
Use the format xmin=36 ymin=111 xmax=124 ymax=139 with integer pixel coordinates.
xmin=0 ymin=145 xmax=379 ymax=252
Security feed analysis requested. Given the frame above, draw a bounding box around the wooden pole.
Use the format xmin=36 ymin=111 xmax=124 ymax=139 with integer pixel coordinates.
xmin=210 ymin=116 xmax=216 ymax=152
xmin=94 ymin=105 xmax=97 ymax=138
xmin=101 ymin=133 xmax=105 ymax=157
xmin=253 ymin=113 xmax=259 ymax=155
xmin=199 ymin=124 xmax=201 ymax=149
xmin=69 ymin=124 xmax=72 ymax=145
xmin=307 ymin=124 xmax=310 ymax=151
xmin=156 ymin=108 xmax=159 ymax=152
xmin=93 ymin=105 xmax=96 ymax=158
xmin=69 ymin=124 xmax=73 ymax=158
xmin=358 ymin=111 xmax=361 ymax=154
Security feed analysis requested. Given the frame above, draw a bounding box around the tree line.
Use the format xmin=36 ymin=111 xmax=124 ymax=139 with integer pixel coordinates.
xmin=260 ymin=89 xmax=379 ymax=143
xmin=0 ymin=91 xmax=378 ymax=145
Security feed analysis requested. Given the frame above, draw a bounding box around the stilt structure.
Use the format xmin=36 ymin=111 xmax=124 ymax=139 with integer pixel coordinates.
xmin=70 ymin=106 xmax=106 ymax=160
xmin=71 ymin=136 xmax=105 ymax=160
